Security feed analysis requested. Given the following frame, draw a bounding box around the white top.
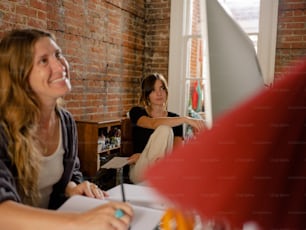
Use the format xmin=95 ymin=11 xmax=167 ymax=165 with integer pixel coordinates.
xmin=37 ymin=122 xmax=64 ymax=209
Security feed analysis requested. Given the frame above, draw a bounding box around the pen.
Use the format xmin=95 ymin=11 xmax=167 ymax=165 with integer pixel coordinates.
xmin=119 ymin=167 xmax=130 ymax=230
xmin=120 ymin=167 xmax=126 ymax=202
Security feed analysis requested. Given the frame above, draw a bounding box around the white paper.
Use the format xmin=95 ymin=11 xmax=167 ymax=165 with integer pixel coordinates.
xmin=101 ymin=157 xmax=129 ymax=169
xmin=58 ymin=195 xmax=164 ymax=230
xmin=107 ymin=183 xmax=171 ymax=210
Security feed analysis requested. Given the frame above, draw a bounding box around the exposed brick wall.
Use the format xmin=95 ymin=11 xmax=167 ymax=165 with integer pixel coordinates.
xmin=275 ymin=0 xmax=306 ymax=79
xmin=50 ymin=0 xmax=146 ymax=120
xmin=0 ymin=0 xmax=146 ymax=121
xmin=1 ymin=0 xmax=305 ymax=120
xmin=144 ymin=0 xmax=170 ymax=79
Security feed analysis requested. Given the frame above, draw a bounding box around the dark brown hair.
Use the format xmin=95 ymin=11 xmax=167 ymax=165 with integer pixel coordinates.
xmin=139 ymin=73 xmax=169 ymax=107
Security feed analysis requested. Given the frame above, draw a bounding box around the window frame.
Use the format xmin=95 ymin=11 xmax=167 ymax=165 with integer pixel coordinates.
xmin=167 ymin=0 xmax=279 ymax=125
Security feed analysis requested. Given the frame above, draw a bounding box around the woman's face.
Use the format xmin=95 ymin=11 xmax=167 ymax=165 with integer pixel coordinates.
xmin=148 ymin=79 xmax=167 ymax=106
xmin=28 ymin=36 xmax=71 ymax=105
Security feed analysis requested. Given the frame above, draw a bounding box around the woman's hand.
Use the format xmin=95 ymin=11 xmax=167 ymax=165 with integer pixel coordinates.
xmin=65 ymin=181 xmax=108 ymax=199
xmin=185 ymin=117 xmax=207 ymax=133
xmin=74 ymin=201 xmax=133 ymax=230
xmin=0 ymin=199 xmax=132 ymax=230
xmin=127 ymin=153 xmax=141 ymax=164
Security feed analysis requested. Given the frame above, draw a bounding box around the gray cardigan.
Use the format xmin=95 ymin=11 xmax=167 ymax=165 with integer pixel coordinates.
xmin=0 ymin=108 xmax=83 ymax=209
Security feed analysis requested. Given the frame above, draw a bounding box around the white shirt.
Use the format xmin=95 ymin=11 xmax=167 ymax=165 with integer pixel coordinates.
xmin=37 ymin=122 xmax=64 ymax=209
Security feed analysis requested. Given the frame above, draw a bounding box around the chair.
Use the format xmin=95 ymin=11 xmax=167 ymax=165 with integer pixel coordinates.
xmin=120 ymin=117 xmax=134 ymax=157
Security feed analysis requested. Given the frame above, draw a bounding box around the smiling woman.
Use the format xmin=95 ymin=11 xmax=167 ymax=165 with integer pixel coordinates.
xmin=0 ymin=29 xmax=133 ymax=230
xmin=28 ymin=36 xmax=72 ymax=159
xmin=29 ymin=36 xmax=71 ymax=102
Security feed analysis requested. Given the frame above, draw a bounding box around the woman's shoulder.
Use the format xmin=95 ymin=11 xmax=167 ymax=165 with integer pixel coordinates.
xmin=129 ymin=106 xmax=146 ymax=115
xmin=0 ymin=124 xmax=8 ymax=148
xmin=129 ymin=106 xmax=147 ymax=123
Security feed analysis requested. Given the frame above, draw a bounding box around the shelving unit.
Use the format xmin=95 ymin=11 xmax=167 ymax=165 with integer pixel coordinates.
xmin=76 ymin=118 xmax=121 ymax=178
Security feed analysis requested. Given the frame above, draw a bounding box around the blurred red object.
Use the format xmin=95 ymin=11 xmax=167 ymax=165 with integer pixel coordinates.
xmin=145 ymin=59 xmax=306 ymax=229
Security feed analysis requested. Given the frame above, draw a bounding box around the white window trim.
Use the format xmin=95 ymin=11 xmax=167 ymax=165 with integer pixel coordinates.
xmin=167 ymin=0 xmax=187 ymax=115
xmin=168 ymin=0 xmax=279 ymax=116
xmin=257 ymin=0 xmax=279 ymax=86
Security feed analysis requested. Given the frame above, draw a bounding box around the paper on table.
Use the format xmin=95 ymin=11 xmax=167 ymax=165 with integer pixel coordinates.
xmin=107 ymin=183 xmax=170 ymax=210
xmin=58 ymin=195 xmax=164 ymax=230
xmin=101 ymin=157 xmax=129 ymax=169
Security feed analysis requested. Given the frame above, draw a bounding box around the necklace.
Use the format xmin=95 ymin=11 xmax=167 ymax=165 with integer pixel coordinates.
xmin=38 ymin=115 xmax=59 ymax=156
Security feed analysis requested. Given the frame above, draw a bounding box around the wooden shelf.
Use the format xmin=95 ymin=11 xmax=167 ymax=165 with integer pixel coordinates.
xmin=76 ymin=118 xmax=121 ymax=178
xmin=99 ymin=146 xmax=120 ymax=154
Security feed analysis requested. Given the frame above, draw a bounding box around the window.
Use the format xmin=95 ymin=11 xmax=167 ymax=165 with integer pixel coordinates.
xmin=168 ymin=0 xmax=278 ymax=130
xmin=218 ymin=0 xmax=260 ymax=51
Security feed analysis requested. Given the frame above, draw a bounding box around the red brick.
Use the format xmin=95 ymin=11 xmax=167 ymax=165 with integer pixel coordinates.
xmin=275 ymin=0 xmax=306 ymax=80
xmin=1 ymin=0 xmax=304 ymax=118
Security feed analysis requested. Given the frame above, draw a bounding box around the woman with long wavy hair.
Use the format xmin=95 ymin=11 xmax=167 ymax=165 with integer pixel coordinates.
xmin=0 ymin=29 xmax=132 ymax=230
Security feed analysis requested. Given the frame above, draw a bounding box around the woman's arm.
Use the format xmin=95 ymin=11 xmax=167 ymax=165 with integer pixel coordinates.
xmin=137 ymin=115 xmax=206 ymax=133
xmin=0 ymin=200 xmax=75 ymax=230
xmin=0 ymin=200 xmax=133 ymax=230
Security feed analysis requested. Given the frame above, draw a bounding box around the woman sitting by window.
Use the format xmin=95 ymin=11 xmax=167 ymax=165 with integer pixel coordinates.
xmin=127 ymin=73 xmax=206 ymax=184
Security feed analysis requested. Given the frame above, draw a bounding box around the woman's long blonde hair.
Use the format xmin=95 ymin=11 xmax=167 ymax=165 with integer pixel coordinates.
xmin=0 ymin=29 xmax=57 ymax=205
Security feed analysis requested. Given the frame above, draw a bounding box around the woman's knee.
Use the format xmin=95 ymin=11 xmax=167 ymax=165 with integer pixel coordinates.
xmin=155 ymin=125 xmax=173 ymax=137
xmin=148 ymin=125 xmax=174 ymax=152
